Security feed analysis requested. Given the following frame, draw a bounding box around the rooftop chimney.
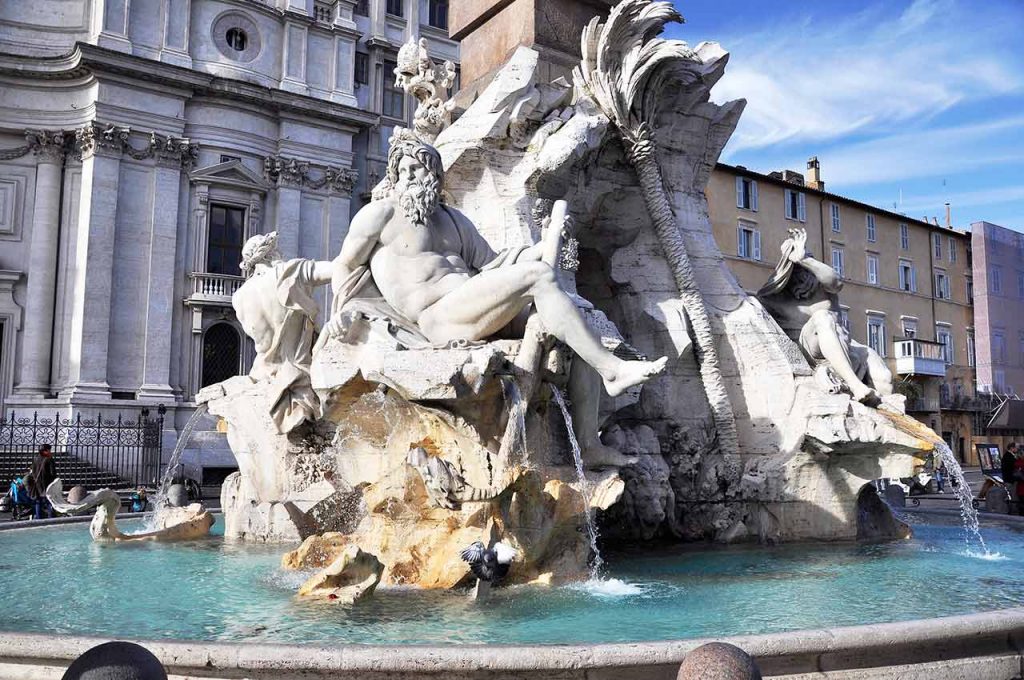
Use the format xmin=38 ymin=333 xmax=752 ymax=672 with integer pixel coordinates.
xmin=806 ymin=156 xmax=824 ymax=191
xmin=945 ymin=202 xmax=951 ymax=228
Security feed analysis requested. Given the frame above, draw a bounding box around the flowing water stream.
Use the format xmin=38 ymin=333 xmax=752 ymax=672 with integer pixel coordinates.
xmin=933 ymin=440 xmax=991 ymax=556
xmin=551 ymin=386 xmax=603 ymax=578
xmin=145 ymin=403 xmax=208 ymax=525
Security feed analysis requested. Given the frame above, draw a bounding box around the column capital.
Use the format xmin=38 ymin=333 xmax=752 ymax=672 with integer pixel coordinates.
xmin=75 ymin=123 xmax=131 ymax=161
xmin=147 ymin=133 xmax=200 ymax=169
xmin=264 ymin=155 xmax=308 ymax=188
xmin=25 ymin=130 xmax=70 ymax=164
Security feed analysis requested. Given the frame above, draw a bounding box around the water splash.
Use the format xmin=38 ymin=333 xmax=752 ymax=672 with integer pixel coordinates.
xmin=550 ymin=386 xmax=603 ymax=578
xmin=571 ymin=578 xmax=645 ymax=597
xmin=934 ymin=440 xmax=991 ymax=556
xmin=145 ymin=403 xmax=208 ymax=528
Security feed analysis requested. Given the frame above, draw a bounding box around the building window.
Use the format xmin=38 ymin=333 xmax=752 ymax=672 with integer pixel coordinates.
xmin=355 ymin=52 xmax=369 ymax=85
xmin=902 ymin=318 xmax=917 ymax=338
xmin=936 ymin=326 xmax=953 ymax=365
xmin=428 ymin=0 xmax=449 ymax=29
xmin=382 ymin=60 xmax=404 ymax=118
xmin=1018 ymin=271 xmax=1024 ymax=299
xmin=831 ymin=246 xmax=845 ymax=278
xmin=995 ymin=369 xmax=1007 ymax=392
xmin=948 ymin=237 xmax=957 ymax=263
xmin=839 ymin=307 xmax=850 ymax=331
xmin=994 ymin=331 xmax=1006 ymax=363
xmin=967 ymin=330 xmax=976 ymax=367
xmin=932 ymin=232 xmax=942 ymax=259
xmin=225 ymin=27 xmax=247 ymax=52
xmin=830 ymin=203 xmax=841 ymax=232
xmin=201 ymin=323 xmax=241 ymax=388
xmin=866 ymin=214 xmax=876 ymax=243
xmin=934 ymin=270 xmax=950 ymax=300
xmin=899 ymin=223 xmax=909 ymax=250
xmin=219 ymin=154 xmax=241 ymax=164
xmin=737 ymin=225 xmax=761 ymax=261
xmin=868 ymin=315 xmax=886 ymax=358
xmin=966 ymin=276 xmax=974 ymax=303
xmin=207 ymin=204 xmax=246 ymax=277
xmin=735 ymin=176 xmax=758 ymax=211
xmin=784 ymin=189 xmax=806 ymax=221
xmin=867 ymin=253 xmax=879 ymax=285
xmin=992 ymin=265 xmax=1003 ymax=294
xmin=386 ymin=0 xmax=404 ymax=17
xmin=898 ymin=259 xmax=916 ymax=292
xmin=354 ymin=0 xmax=369 ymax=15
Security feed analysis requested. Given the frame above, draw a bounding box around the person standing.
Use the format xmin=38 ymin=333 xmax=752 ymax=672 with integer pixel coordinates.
xmin=1003 ymin=443 xmax=1019 ymax=514
xmin=28 ymin=444 xmax=56 ymax=519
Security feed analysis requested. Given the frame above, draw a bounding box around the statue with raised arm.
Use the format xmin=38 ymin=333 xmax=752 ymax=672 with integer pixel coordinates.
xmin=232 ymin=232 xmax=334 ymax=433
xmin=758 ymin=228 xmax=893 ymax=406
xmin=326 ymin=129 xmax=667 ymax=413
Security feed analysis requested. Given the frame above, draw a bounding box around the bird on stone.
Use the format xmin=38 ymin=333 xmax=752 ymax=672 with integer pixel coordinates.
xmin=459 ymin=541 xmax=516 ymax=585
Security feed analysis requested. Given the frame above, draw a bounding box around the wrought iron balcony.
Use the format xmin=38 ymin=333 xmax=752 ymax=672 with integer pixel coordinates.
xmin=893 ymin=338 xmax=946 ymax=378
xmin=188 ymin=272 xmax=244 ymax=305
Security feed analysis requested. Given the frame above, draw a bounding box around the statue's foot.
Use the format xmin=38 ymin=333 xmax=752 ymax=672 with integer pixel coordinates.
xmin=584 ymin=442 xmax=638 ymax=469
xmin=603 ymin=356 xmax=668 ymax=397
xmin=852 ymin=386 xmax=881 ymax=407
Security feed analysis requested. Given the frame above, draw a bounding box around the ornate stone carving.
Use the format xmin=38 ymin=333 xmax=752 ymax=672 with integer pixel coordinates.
xmin=25 ymin=130 xmax=69 ymax=163
xmin=147 ymin=132 xmax=200 ymax=169
xmin=394 ymin=37 xmax=456 ymax=141
xmin=72 ymin=122 xmax=199 ymax=168
xmin=264 ymin=155 xmax=357 ymax=194
xmin=75 ymin=123 xmax=130 ymax=160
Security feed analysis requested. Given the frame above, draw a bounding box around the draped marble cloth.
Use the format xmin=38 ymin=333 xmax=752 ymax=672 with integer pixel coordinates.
xmin=234 ymin=259 xmax=320 ymax=434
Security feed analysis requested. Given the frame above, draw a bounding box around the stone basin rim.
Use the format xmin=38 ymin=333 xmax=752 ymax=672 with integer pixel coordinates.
xmin=1 ymin=608 xmax=1022 ymax=675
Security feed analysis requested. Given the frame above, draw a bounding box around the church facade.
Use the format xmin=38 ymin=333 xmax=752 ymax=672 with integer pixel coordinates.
xmin=0 ymin=0 xmax=457 ymax=475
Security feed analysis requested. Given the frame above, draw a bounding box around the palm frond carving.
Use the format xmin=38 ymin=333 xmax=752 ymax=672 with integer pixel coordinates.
xmin=574 ymin=0 xmax=739 ymax=456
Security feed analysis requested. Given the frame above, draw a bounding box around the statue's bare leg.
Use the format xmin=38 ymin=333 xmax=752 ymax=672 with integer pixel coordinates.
xmin=804 ymin=311 xmax=879 ymax=405
xmin=417 ymin=261 xmax=667 ymax=396
xmin=568 ymin=359 xmax=638 ymax=468
xmin=850 ymin=339 xmax=893 ymax=397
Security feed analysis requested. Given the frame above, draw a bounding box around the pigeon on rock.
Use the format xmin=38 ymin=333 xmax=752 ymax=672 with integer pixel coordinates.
xmin=460 ymin=541 xmax=516 ymax=585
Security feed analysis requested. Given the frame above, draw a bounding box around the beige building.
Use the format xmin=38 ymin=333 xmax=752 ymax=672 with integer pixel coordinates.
xmin=708 ymin=160 xmax=979 ymax=463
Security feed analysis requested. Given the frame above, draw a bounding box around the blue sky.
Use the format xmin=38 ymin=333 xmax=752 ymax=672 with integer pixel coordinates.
xmin=662 ymin=0 xmax=1024 ymax=231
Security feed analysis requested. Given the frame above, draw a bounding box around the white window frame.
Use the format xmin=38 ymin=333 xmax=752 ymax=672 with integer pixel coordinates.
xmin=992 ymin=265 xmax=1003 ymax=294
xmin=898 ymin=259 xmax=917 ymax=292
xmin=785 ymin=189 xmax=806 ymax=222
xmin=737 ymin=224 xmax=761 ymax=261
xmin=867 ymin=315 xmax=886 ymax=358
xmin=934 ymin=269 xmax=950 ymax=300
xmin=994 ymin=331 xmax=1006 ymax=363
xmin=948 ymin=236 xmax=957 ymax=263
xmin=866 ymin=214 xmax=876 ymax=243
xmin=933 ymin=232 xmax=942 ymax=259
xmin=936 ymin=325 xmax=953 ymax=365
xmin=735 ymin=176 xmax=758 ymax=211
xmin=967 ymin=330 xmax=976 ymax=367
xmin=1017 ymin=271 xmax=1024 ymax=299
xmin=866 ymin=253 xmax=879 ymax=285
xmin=830 ymin=203 xmax=841 ymax=232
xmin=831 ymin=246 xmax=845 ymax=278
xmin=901 ymin=317 xmax=918 ymax=338
xmin=899 ymin=223 xmax=910 ymax=250
xmin=966 ymin=276 xmax=974 ymax=303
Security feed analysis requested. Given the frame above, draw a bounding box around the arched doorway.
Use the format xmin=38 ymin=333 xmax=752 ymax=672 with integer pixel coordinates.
xmin=201 ymin=323 xmax=241 ymax=388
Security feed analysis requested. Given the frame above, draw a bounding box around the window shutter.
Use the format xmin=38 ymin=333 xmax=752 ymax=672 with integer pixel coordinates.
xmin=751 ymin=181 xmax=759 ymax=211
xmin=911 ymin=267 xmax=917 ymax=292
xmin=736 ymin=176 xmax=743 ymax=208
xmin=753 ymin=229 xmax=762 ymax=261
xmin=797 ymin=192 xmax=806 ymax=222
xmin=736 ymin=226 xmax=743 ymax=257
xmin=784 ymin=190 xmax=792 ymax=219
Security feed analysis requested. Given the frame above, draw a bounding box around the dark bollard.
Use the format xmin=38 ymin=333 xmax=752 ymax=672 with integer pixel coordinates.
xmin=677 ymin=642 xmax=762 ymax=680
xmin=61 ymin=641 xmax=168 ymax=680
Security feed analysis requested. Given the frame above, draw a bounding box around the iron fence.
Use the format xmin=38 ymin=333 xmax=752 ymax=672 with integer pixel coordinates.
xmin=0 ymin=407 xmax=165 ymax=490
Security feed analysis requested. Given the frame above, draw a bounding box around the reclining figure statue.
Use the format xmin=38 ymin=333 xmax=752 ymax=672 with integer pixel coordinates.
xmin=324 ymin=129 xmax=668 ymax=464
xmin=757 ymin=228 xmax=892 ymax=406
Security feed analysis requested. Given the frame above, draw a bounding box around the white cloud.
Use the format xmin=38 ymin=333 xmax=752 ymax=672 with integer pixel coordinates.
xmin=711 ymin=0 xmax=1024 ymax=154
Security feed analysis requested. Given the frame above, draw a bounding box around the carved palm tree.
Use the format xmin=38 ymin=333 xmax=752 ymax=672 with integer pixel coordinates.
xmin=573 ymin=0 xmax=738 ymax=455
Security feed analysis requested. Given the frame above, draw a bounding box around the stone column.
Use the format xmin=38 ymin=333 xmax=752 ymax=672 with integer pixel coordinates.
xmin=64 ymin=124 xmax=127 ymax=400
xmin=265 ymin=156 xmax=306 ymax=259
xmin=139 ymin=147 xmax=189 ymax=401
xmin=14 ymin=131 xmax=67 ymax=395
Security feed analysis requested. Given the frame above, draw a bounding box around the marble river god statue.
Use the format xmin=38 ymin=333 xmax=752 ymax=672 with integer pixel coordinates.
xmin=200 ymin=0 xmax=944 ymax=591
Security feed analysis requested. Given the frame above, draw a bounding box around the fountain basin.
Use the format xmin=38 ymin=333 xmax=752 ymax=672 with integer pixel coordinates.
xmin=1 ymin=517 xmax=1022 ymax=677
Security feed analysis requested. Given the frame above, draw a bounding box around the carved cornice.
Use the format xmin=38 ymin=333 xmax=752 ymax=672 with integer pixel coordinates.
xmin=263 ymin=154 xmax=358 ymax=195
xmin=66 ymin=122 xmax=199 ymax=169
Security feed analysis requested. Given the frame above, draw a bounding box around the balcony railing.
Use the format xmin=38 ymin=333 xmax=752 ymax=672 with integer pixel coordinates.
xmin=189 ymin=272 xmax=244 ymax=304
xmin=893 ymin=338 xmax=946 ymax=378
xmin=905 ymin=398 xmax=940 ymax=412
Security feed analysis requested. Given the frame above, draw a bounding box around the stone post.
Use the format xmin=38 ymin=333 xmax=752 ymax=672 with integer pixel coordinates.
xmin=265 ymin=156 xmax=306 ymax=259
xmin=14 ymin=131 xmax=67 ymax=395
xmin=64 ymin=124 xmax=127 ymax=399
xmin=139 ymin=149 xmax=188 ymax=401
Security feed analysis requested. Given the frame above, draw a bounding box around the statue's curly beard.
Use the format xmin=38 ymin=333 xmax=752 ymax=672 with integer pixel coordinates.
xmin=397 ymin=174 xmax=440 ymax=226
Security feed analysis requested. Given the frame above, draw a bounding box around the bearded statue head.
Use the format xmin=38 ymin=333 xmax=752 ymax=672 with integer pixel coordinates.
xmin=240 ymin=231 xmax=282 ymax=276
xmin=385 ymin=128 xmax=443 ymax=225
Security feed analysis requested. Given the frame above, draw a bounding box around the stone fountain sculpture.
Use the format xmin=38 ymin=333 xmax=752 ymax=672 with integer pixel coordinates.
xmin=200 ymin=0 xmax=940 ymax=590
xmin=45 ymin=479 xmax=214 ymax=542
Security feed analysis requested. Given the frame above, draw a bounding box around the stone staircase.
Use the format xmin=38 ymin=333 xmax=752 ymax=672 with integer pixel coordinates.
xmin=1 ymin=452 xmax=131 ymax=491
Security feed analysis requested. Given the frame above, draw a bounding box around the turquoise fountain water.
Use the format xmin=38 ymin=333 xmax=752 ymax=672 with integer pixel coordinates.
xmin=2 ymin=505 xmax=1021 ymax=645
